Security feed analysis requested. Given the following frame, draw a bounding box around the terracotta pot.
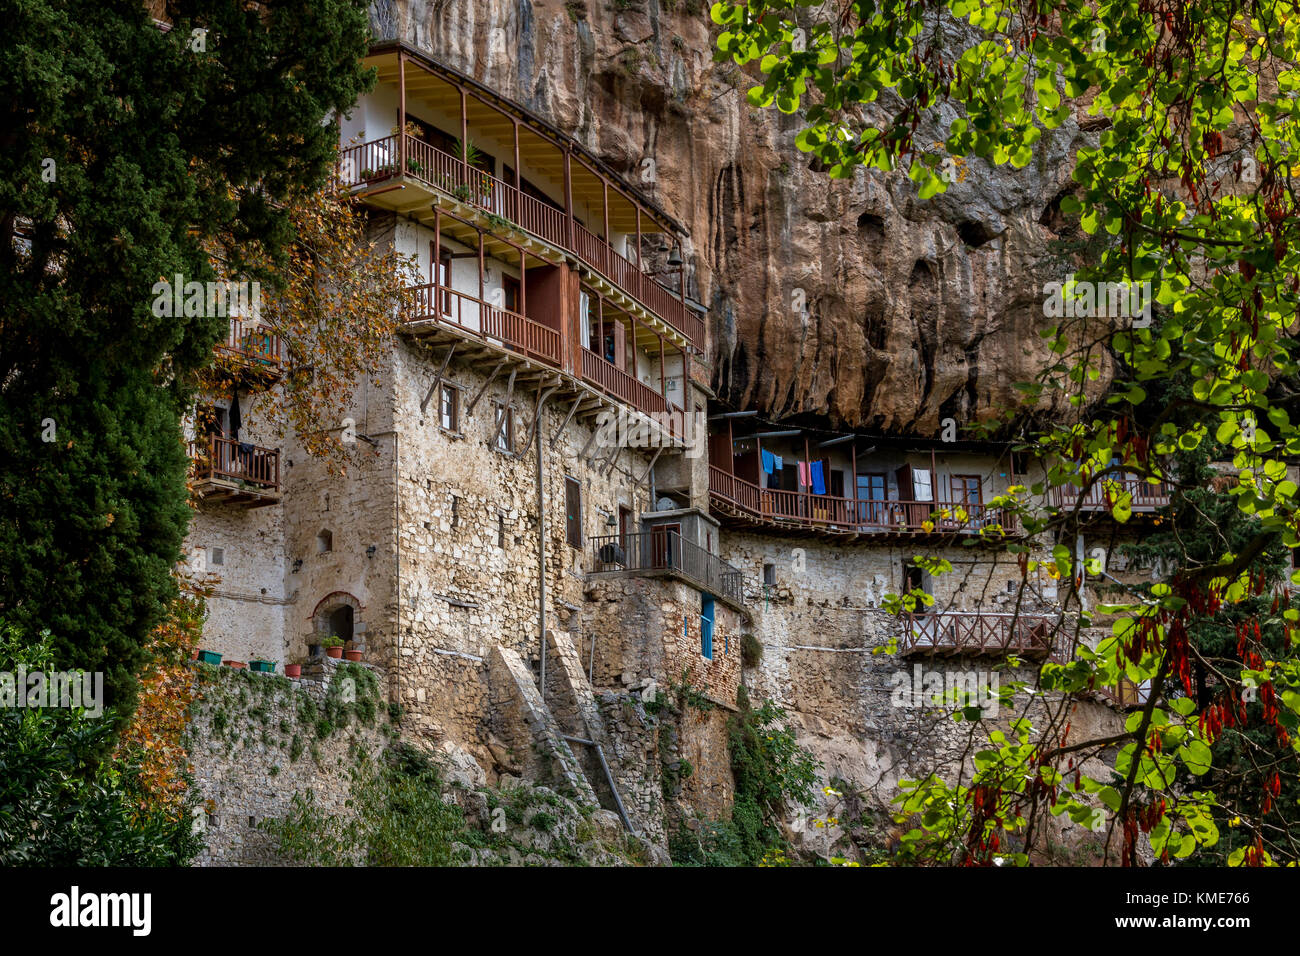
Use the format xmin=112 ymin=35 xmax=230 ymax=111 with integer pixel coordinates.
xmin=284 ymin=664 xmax=302 ymax=678
xmin=325 ymin=646 xmax=343 ymax=659
xmin=224 ymin=660 xmax=246 ymax=670
xmin=344 ymin=649 xmax=363 ymax=662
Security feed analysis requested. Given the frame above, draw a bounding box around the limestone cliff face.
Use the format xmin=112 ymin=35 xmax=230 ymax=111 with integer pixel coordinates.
xmin=374 ymin=0 xmax=1084 ymax=432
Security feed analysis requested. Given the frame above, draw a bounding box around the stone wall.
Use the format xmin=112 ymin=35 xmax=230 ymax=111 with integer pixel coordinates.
xmin=188 ymin=659 xmax=393 ymax=866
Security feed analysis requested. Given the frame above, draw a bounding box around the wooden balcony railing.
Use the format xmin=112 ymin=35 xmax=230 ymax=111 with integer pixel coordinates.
xmin=407 ymin=283 xmax=561 ymax=365
xmin=340 ymin=134 xmax=704 ymax=348
xmin=1096 ymin=678 xmax=1152 ymax=708
xmin=590 ymin=530 xmax=745 ymax=606
xmin=900 ymin=611 xmax=1057 ymax=659
xmin=708 ymin=466 xmax=1020 ymax=537
xmin=581 ymin=348 xmax=670 ymax=418
xmin=214 ymin=317 xmax=283 ymax=368
xmin=1051 ymin=475 xmax=1171 ymax=512
xmin=188 ymin=435 xmax=281 ymax=493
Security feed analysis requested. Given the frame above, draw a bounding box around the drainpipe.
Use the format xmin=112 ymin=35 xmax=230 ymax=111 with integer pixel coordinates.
xmin=392 ymin=429 xmax=401 ymax=705
xmin=538 ymin=414 xmax=547 ymax=696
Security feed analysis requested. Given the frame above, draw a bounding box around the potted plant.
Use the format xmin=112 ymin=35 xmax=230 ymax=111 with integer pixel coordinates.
xmin=224 ymin=660 xmax=247 ymax=670
xmin=284 ymin=662 xmax=302 ymax=678
xmin=248 ymin=659 xmax=276 ymax=673
xmin=321 ymin=635 xmax=344 ymax=659
xmin=343 ymin=642 xmax=363 ymax=663
xmin=197 ymin=649 xmax=222 ymax=665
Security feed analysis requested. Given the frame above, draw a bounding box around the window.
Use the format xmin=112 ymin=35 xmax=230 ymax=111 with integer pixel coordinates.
xmin=912 ymin=467 xmax=934 ymax=501
xmin=440 ymin=384 xmax=459 ymax=433
xmin=316 ymin=530 xmax=333 ymax=553
xmin=502 ymin=275 xmax=521 ymax=313
xmin=762 ymin=562 xmax=776 ymax=587
xmin=951 ymin=475 xmax=982 ymax=505
xmin=432 ymin=244 xmax=453 ymax=315
xmin=565 ymin=477 xmax=582 ymax=548
xmin=701 ymin=595 xmax=715 ymax=660
xmin=498 ymin=514 xmax=506 ymax=549
xmin=210 ymin=547 xmax=224 ymax=566
xmin=493 ymin=404 xmax=514 ymax=453
xmin=829 ymin=468 xmax=844 ymax=498
xmin=857 ymin=473 xmax=887 ymax=523
xmin=451 ymin=496 xmax=460 ymax=529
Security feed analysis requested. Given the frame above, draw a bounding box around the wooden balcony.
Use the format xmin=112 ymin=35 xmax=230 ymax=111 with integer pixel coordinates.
xmin=590 ymin=530 xmax=745 ymax=608
xmin=900 ymin=612 xmax=1057 ymax=660
xmin=406 ymin=284 xmax=562 ymax=367
xmin=1095 ymin=678 xmax=1152 ymax=708
xmin=1051 ymin=476 xmax=1171 ymax=514
xmin=188 ymin=435 xmax=281 ymax=507
xmin=581 ymin=348 xmax=670 ymax=419
xmin=340 ymin=133 xmax=704 ymax=349
xmin=212 ymin=318 xmax=284 ymax=384
xmin=708 ymin=466 xmax=1021 ymax=541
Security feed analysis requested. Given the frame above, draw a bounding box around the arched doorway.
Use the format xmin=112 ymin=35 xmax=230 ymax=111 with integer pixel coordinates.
xmin=310 ymin=591 xmax=364 ymax=655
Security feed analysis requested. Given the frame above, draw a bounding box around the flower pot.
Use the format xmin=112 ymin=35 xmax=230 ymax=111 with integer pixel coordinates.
xmin=248 ymin=660 xmax=276 ymax=673
xmin=197 ymin=650 xmax=222 ymax=666
xmin=224 ymin=660 xmax=246 ymax=670
xmin=284 ymin=664 xmax=302 ymax=678
xmin=343 ymin=648 xmax=362 ymax=662
xmin=325 ymin=646 xmax=343 ymax=659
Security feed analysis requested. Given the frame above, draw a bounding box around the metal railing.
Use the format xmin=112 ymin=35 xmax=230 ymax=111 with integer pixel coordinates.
xmin=340 ymin=133 xmax=703 ymax=347
xmin=708 ymin=466 xmax=1020 ymax=536
xmin=900 ymin=611 xmax=1056 ymax=659
xmin=590 ymin=530 xmax=745 ymax=606
xmin=187 ymin=435 xmax=280 ymax=492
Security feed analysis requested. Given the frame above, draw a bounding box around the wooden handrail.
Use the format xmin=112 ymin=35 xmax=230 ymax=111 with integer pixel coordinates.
xmin=188 ymin=435 xmax=280 ymax=492
xmin=900 ymin=611 xmax=1056 ymax=659
xmin=708 ymin=465 xmax=1019 ymax=536
xmin=581 ymin=348 xmax=669 ymax=417
xmin=1052 ymin=476 xmax=1171 ymax=511
xmin=341 ymin=134 xmax=704 ymax=347
xmin=406 ymin=283 xmax=561 ymax=366
xmin=213 ymin=317 xmax=283 ymax=366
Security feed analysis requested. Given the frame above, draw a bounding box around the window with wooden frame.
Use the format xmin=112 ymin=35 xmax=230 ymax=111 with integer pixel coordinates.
xmin=492 ymin=403 xmax=514 ymax=453
xmin=439 ymin=383 xmax=460 ymax=434
xmin=564 ymin=477 xmax=582 ymax=549
xmin=950 ymin=474 xmax=983 ymax=506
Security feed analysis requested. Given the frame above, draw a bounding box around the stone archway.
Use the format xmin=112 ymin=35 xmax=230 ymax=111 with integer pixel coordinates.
xmin=311 ymin=591 xmax=365 ymax=652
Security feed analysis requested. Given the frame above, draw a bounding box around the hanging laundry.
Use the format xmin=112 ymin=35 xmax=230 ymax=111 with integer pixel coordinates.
xmin=773 ymin=455 xmax=783 ymax=472
xmin=810 ymin=460 xmax=827 ymax=495
xmin=761 ymin=449 xmax=775 ymax=474
xmin=798 ymin=460 xmax=809 ymax=488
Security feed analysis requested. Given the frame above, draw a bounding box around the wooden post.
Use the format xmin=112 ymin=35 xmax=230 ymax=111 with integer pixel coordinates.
xmin=602 ymin=177 xmax=610 ymax=242
xmin=659 ymin=333 xmax=666 ymax=404
xmin=851 ymin=439 xmax=858 ymax=526
xmin=520 ymin=248 xmax=527 ymax=319
xmin=459 ymin=87 xmax=468 ymax=157
xmin=433 ymin=205 xmax=442 ymax=313
xmin=513 ymin=118 xmax=521 ymax=189
xmin=477 ymin=228 xmax=485 ymax=308
xmin=635 ymin=206 xmax=643 ymax=271
xmin=398 ymin=51 xmax=406 ymax=174
xmin=804 ymin=434 xmax=811 ymax=522
xmin=563 ymin=148 xmax=574 ymax=248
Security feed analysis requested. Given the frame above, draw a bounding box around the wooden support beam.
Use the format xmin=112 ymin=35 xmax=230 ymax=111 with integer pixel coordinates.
xmin=553 ymin=395 xmax=583 ymax=446
xmin=419 ymin=344 xmax=457 ymax=414
xmin=466 ymin=358 xmax=506 ymax=414
xmin=519 ymin=380 xmax=560 ymax=455
xmin=488 ymin=367 xmax=518 ymax=448
xmin=633 ymin=446 xmax=664 ymax=489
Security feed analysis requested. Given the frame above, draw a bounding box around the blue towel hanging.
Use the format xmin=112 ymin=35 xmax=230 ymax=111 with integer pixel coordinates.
xmin=811 ymin=460 xmax=827 ymax=495
xmin=761 ymin=449 xmax=775 ymax=474
xmin=773 ymin=454 xmax=783 ymax=472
